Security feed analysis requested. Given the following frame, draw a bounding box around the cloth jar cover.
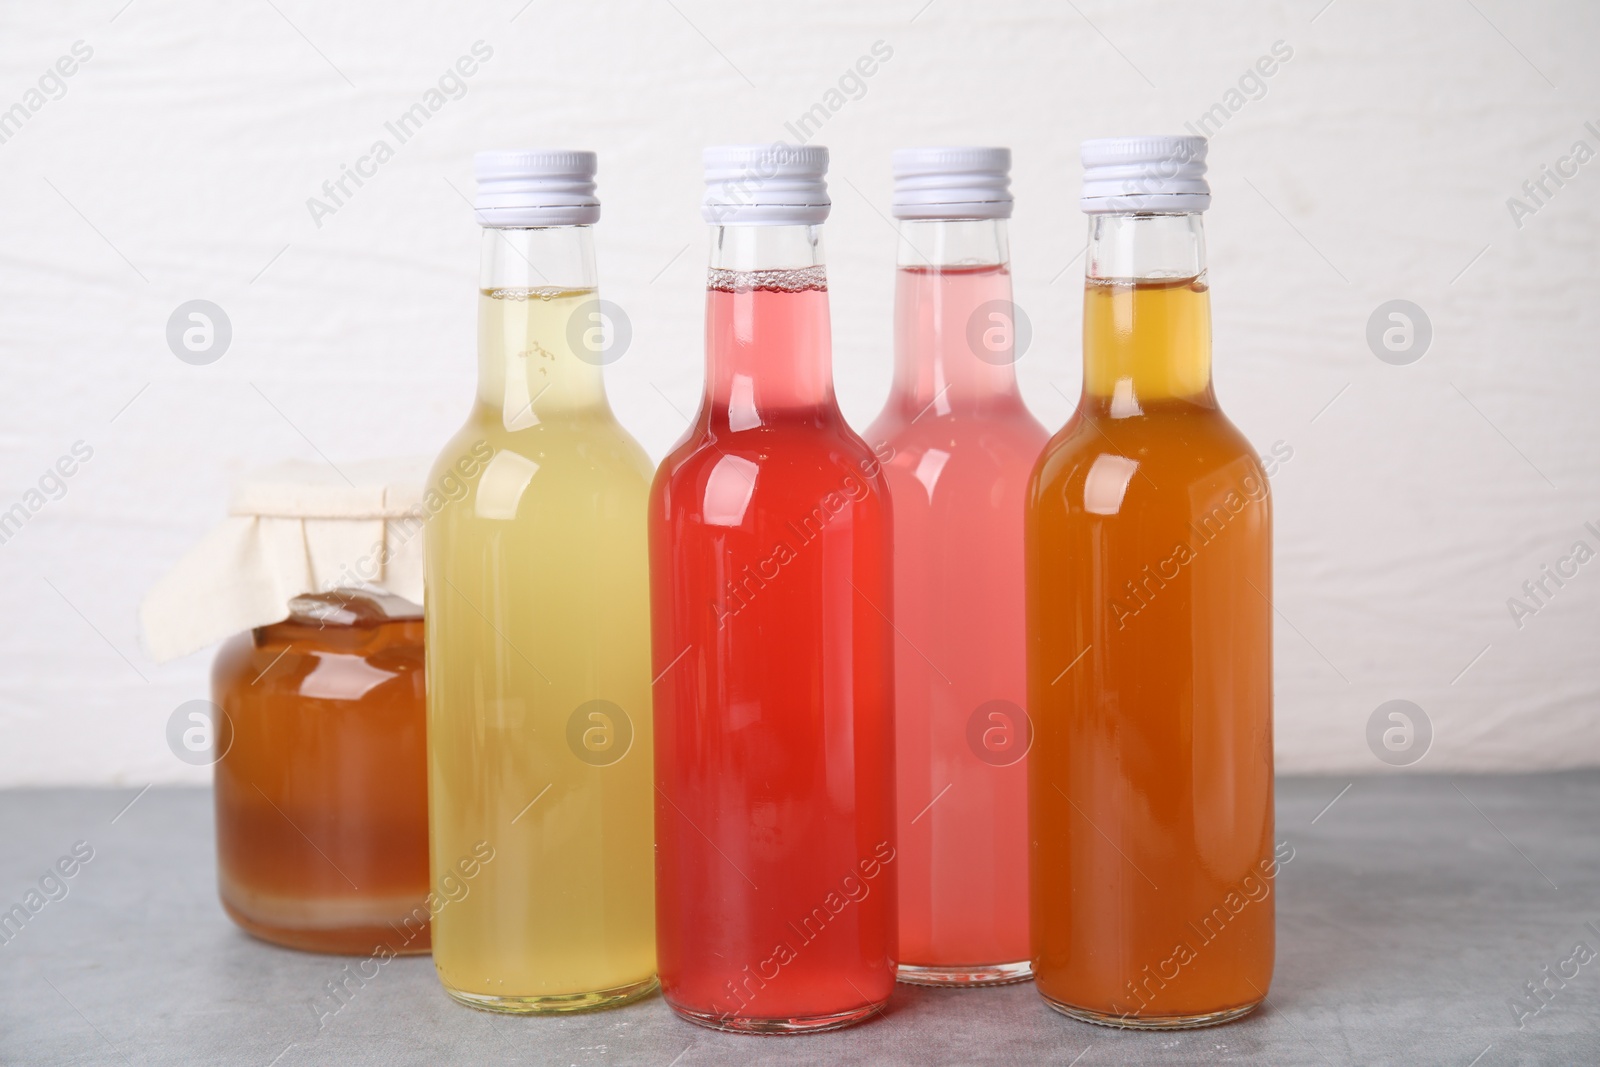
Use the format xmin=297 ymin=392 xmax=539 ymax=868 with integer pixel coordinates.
xmin=139 ymin=458 xmax=430 ymax=663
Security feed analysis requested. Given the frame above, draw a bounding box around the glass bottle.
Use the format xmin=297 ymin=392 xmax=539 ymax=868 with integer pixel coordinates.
xmin=865 ymin=148 xmax=1044 ymax=986
xmin=1027 ymin=137 xmax=1275 ymax=1027
xmin=650 ymin=144 xmax=897 ymax=1033
xmin=425 ymin=150 xmax=656 ymax=1013
xmin=212 ymin=589 xmax=429 ymax=955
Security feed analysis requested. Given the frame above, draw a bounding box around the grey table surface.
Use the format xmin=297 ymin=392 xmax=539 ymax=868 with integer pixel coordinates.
xmin=2 ymin=774 xmax=1597 ymax=1066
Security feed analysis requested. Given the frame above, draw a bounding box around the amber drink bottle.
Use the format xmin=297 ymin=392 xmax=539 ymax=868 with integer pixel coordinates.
xmin=1026 ymin=136 xmax=1275 ymax=1028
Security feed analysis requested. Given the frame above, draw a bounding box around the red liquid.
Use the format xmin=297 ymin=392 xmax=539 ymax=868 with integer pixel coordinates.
xmin=650 ymin=269 xmax=898 ymax=1031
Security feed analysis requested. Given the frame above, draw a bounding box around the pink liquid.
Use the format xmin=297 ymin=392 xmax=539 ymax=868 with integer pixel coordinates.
xmin=649 ymin=267 xmax=898 ymax=1031
xmin=865 ymin=264 xmax=1046 ymax=974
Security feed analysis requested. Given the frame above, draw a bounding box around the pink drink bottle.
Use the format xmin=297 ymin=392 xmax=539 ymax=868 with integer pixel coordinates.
xmin=865 ymin=148 xmax=1045 ymax=985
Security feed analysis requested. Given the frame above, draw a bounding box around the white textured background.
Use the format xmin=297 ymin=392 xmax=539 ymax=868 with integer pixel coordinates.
xmin=1 ymin=0 xmax=1596 ymax=784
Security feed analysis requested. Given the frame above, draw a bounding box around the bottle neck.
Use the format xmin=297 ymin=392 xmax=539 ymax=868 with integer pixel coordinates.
xmin=890 ymin=218 xmax=1023 ymax=418
xmin=1082 ymin=213 xmax=1214 ymax=416
xmin=476 ymin=226 xmax=608 ymax=426
xmin=702 ymin=225 xmax=834 ymax=423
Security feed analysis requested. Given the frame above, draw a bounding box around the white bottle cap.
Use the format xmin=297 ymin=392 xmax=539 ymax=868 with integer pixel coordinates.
xmin=1080 ymin=136 xmax=1209 ymax=215
xmin=703 ymin=144 xmax=830 ymax=225
xmin=474 ymin=149 xmax=600 ymax=228
xmin=891 ymin=146 xmax=1013 ymax=220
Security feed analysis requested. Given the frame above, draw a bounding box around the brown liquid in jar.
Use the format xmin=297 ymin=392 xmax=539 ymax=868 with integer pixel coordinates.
xmin=212 ymin=590 xmax=430 ymax=955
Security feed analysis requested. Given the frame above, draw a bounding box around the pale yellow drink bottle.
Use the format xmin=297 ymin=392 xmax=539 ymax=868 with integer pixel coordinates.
xmin=424 ymin=150 xmax=656 ymax=1013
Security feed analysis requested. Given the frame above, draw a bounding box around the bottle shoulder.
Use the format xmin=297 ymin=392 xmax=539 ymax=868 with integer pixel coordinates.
xmin=869 ymin=395 xmax=1045 ymax=441
xmin=427 ymin=413 xmax=653 ymax=526
xmin=873 ymin=411 xmax=1048 ymax=466
xmin=652 ymin=420 xmax=891 ymax=516
xmin=1031 ymin=405 xmax=1269 ymax=512
xmin=433 ymin=412 xmax=652 ymax=479
xmin=661 ymin=414 xmax=884 ymax=471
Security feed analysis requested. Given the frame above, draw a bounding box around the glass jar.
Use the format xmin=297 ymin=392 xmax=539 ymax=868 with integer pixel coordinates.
xmin=211 ymin=589 xmax=430 ymax=955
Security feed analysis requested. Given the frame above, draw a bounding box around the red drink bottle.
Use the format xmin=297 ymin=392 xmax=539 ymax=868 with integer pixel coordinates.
xmin=650 ymin=145 xmax=898 ymax=1033
xmin=865 ymin=148 xmax=1044 ymax=986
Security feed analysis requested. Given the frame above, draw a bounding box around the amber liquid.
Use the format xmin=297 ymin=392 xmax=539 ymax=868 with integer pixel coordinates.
xmin=213 ymin=596 xmax=430 ymax=955
xmin=1026 ymin=276 xmax=1274 ymax=1025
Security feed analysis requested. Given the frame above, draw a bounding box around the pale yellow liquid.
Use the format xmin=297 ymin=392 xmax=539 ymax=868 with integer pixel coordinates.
xmin=425 ymin=287 xmax=656 ymax=1012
